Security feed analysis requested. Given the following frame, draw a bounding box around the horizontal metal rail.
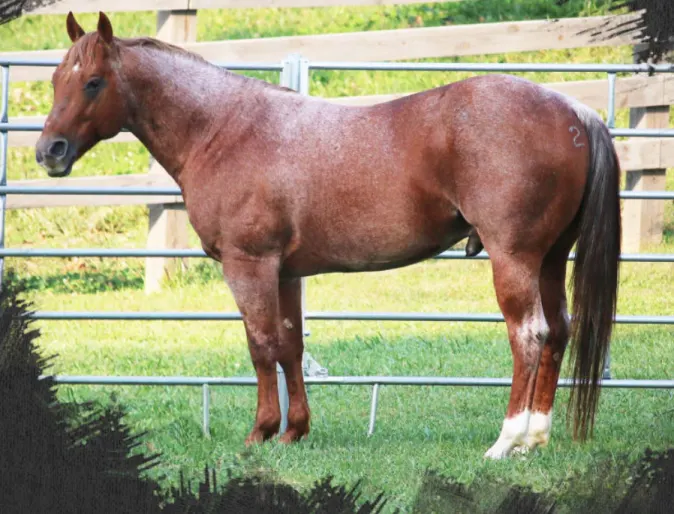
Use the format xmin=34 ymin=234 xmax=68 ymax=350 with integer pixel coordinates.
xmin=0 ymin=57 xmax=283 ymax=71
xmin=4 ymin=122 xmax=674 ymax=139
xmin=1 ymin=248 xmax=673 ymax=262
xmin=612 ymin=129 xmax=674 ymax=137
xmin=43 ymin=373 xmax=674 ymax=438
xmin=6 ymin=58 xmax=673 ymax=74
xmin=0 ymin=186 xmax=180 ymax=195
xmin=5 ymin=58 xmax=674 ymax=74
xmin=0 ymin=248 xmax=210 ymax=257
xmin=619 ymin=191 xmax=674 ymax=199
xmin=435 ymin=251 xmax=674 ymax=262
xmin=308 ymin=62 xmax=674 ymax=73
xmin=43 ymin=375 xmax=674 ymax=388
xmin=22 ymin=311 xmax=674 ymax=324
xmin=1 ymin=122 xmax=132 ymax=132
xmin=0 ymin=186 xmax=671 ymax=199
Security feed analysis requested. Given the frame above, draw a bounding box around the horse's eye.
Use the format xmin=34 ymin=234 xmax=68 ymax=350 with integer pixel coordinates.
xmin=84 ymin=77 xmax=103 ymax=96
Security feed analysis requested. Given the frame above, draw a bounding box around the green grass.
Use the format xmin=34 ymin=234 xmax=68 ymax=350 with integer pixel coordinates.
xmin=16 ymin=265 xmax=674 ymax=512
xmin=1 ymin=0 xmax=673 ymax=511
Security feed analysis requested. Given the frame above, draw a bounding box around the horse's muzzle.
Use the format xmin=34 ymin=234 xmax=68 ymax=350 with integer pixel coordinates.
xmin=35 ymin=136 xmax=75 ymax=177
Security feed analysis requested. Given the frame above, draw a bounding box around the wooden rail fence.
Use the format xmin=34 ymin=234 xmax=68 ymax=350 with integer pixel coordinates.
xmin=4 ymin=2 xmax=670 ymax=291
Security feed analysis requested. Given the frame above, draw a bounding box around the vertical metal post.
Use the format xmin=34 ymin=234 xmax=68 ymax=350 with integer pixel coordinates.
xmin=276 ymin=54 xmax=323 ymax=432
xmin=367 ymin=383 xmax=380 ymax=436
xmin=603 ymin=352 xmax=612 ymax=380
xmin=0 ymin=66 xmax=10 ymax=292
xmin=301 ymin=278 xmax=310 ymax=337
xmin=604 ymin=72 xmax=617 ymax=381
xmin=276 ymin=55 xmax=302 ymax=435
xmin=297 ymin=57 xmax=310 ymax=96
xmin=298 ymin=57 xmax=311 ymax=338
xmin=607 ymin=73 xmax=617 ymax=130
xmin=202 ymin=383 xmax=211 ymax=438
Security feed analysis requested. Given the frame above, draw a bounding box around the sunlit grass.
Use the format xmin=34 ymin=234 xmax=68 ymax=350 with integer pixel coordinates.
xmin=10 ymin=254 xmax=673 ymax=512
xmin=0 ymin=1 xmax=672 ymax=511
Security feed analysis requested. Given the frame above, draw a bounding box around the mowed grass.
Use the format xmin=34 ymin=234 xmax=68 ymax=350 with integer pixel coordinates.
xmin=1 ymin=0 xmax=673 ymax=511
xmin=16 ymin=260 xmax=674 ymax=512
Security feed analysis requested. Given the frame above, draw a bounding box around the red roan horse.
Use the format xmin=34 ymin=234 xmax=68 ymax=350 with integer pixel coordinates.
xmin=36 ymin=12 xmax=621 ymax=459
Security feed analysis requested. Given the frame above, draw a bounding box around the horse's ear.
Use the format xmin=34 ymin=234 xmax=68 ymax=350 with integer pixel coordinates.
xmin=66 ymin=11 xmax=85 ymax=43
xmin=97 ymin=11 xmax=114 ymax=45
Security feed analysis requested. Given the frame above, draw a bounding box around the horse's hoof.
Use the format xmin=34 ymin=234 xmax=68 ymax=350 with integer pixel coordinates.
xmin=511 ymin=445 xmax=533 ymax=458
xmin=484 ymin=449 xmax=509 ymax=460
xmin=245 ymin=427 xmax=277 ymax=446
xmin=278 ymin=429 xmax=309 ymax=445
xmin=244 ymin=433 xmax=263 ymax=447
xmin=484 ymin=442 xmax=514 ymax=460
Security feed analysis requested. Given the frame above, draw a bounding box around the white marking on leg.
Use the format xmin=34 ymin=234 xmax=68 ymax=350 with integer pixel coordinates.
xmin=526 ymin=410 xmax=553 ymax=449
xmin=283 ymin=318 xmax=294 ymax=330
xmin=484 ymin=409 xmax=531 ymax=460
xmin=516 ymin=303 xmax=549 ymax=364
xmin=517 ymin=307 xmax=549 ymax=345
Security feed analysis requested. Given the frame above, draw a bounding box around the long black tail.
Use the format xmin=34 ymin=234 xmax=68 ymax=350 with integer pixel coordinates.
xmin=566 ymin=105 xmax=622 ymax=441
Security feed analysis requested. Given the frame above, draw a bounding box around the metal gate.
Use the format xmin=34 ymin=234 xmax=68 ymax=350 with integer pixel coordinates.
xmin=1 ymin=55 xmax=673 ymax=437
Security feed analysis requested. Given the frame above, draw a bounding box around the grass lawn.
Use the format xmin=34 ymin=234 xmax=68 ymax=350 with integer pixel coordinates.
xmin=14 ymin=261 xmax=674 ymax=512
xmin=1 ymin=0 xmax=673 ymax=511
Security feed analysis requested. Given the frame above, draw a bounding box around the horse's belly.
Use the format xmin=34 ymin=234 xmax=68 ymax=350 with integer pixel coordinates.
xmin=282 ymin=245 xmax=439 ymax=277
xmin=281 ymin=215 xmax=471 ymax=277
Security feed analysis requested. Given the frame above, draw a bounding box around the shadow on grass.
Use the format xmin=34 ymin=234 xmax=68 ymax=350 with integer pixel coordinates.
xmin=4 ymin=266 xmax=145 ymax=294
xmin=411 ymin=456 xmax=674 ymax=514
xmin=663 ymin=222 xmax=674 ymax=246
xmin=3 ymin=260 xmax=225 ymax=295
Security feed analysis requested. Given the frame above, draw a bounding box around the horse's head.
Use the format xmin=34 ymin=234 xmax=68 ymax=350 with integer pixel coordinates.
xmin=36 ymin=12 xmax=128 ymax=177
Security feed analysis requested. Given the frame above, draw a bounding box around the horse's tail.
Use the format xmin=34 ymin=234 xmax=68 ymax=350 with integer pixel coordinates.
xmin=566 ymin=101 xmax=621 ymax=441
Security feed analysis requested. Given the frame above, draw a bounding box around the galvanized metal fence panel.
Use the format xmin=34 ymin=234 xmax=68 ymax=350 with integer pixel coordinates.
xmin=1 ymin=56 xmax=672 ymax=438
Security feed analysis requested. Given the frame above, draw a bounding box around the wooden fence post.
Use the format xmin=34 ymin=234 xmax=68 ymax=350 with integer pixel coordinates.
xmin=145 ymin=9 xmax=197 ymax=294
xmin=622 ymin=44 xmax=671 ymax=252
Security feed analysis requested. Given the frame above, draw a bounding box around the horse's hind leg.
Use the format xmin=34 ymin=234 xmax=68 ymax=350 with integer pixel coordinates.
xmin=517 ymin=237 xmax=574 ymax=452
xmin=484 ymin=250 xmax=549 ymax=460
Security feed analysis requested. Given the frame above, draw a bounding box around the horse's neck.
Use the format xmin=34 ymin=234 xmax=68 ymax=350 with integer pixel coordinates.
xmin=120 ymin=47 xmax=270 ymax=182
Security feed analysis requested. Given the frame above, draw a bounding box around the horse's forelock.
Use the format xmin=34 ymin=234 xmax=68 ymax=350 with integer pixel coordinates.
xmin=62 ymin=32 xmax=115 ymax=72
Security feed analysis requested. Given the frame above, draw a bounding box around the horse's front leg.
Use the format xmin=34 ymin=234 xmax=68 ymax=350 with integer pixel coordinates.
xmin=277 ymin=278 xmax=310 ymax=443
xmin=221 ymin=254 xmax=284 ymax=445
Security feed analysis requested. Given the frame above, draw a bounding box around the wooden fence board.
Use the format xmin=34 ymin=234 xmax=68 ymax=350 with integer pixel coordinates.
xmin=8 ymin=117 xmax=139 ymax=148
xmin=6 ymin=174 xmax=180 ymax=209
xmin=26 ymin=0 xmax=461 ymax=15
xmin=3 ymin=14 xmax=640 ymax=83
xmin=325 ymin=75 xmax=674 ymax=110
xmin=27 ymin=0 xmax=188 ymax=15
xmin=188 ymin=0 xmax=462 ymax=8
xmin=5 ymin=138 xmax=673 ymax=211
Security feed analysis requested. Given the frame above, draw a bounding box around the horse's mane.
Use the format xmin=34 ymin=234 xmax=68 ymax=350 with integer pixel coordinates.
xmin=118 ymin=36 xmax=209 ymax=64
xmin=117 ymin=36 xmax=295 ymax=93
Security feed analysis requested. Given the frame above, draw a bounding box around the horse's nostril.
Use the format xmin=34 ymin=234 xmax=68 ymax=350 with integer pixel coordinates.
xmin=48 ymin=139 xmax=68 ymax=158
xmin=35 ymin=149 xmax=44 ymax=164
